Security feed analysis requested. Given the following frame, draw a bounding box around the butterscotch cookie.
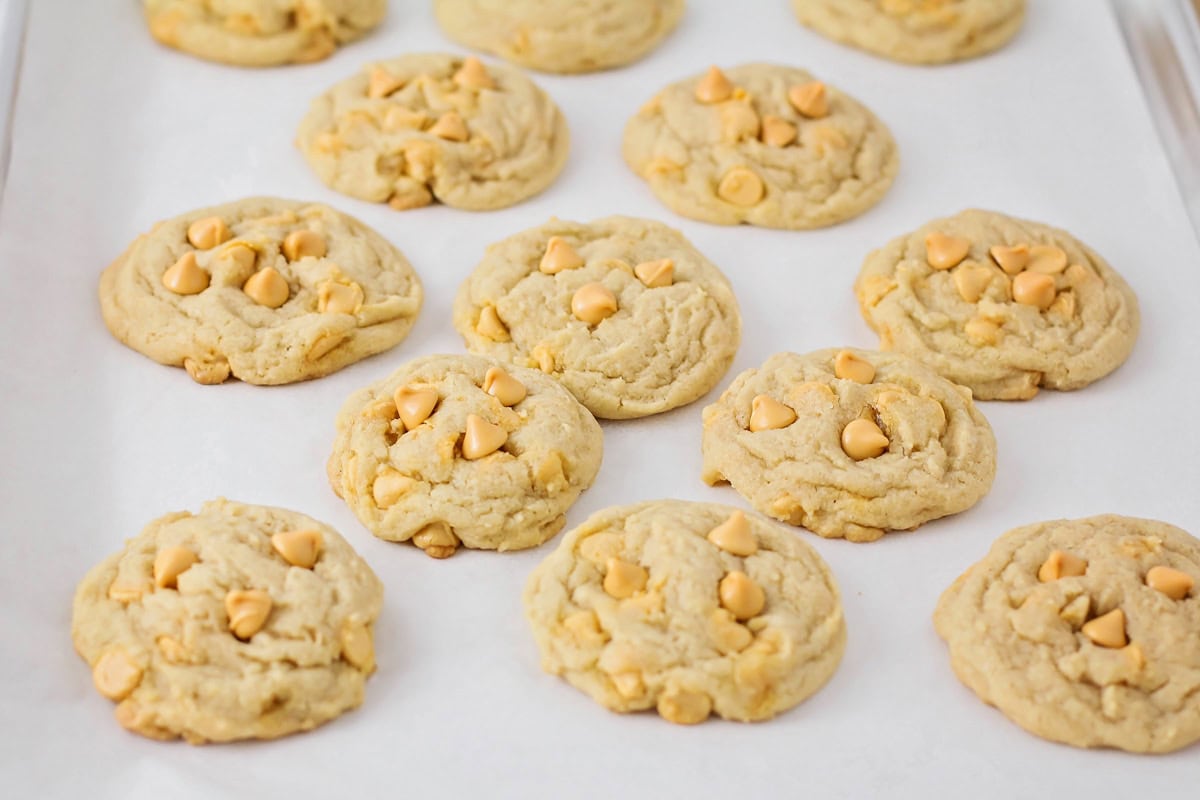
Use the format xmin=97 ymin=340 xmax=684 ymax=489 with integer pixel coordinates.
xmin=855 ymin=209 xmax=1140 ymax=400
xmin=434 ymin=0 xmax=685 ymax=74
xmin=71 ymin=499 xmax=383 ymax=744
xmin=143 ymin=0 xmax=385 ymax=67
xmin=622 ymin=63 xmax=898 ymax=229
xmin=525 ymin=500 xmax=846 ymax=724
xmin=297 ymin=54 xmax=569 ymax=211
xmin=327 ymin=353 xmax=602 ymax=557
xmin=701 ymin=348 xmax=995 ymax=543
xmin=935 ymin=515 xmax=1200 ymax=753
xmin=792 ymin=0 xmax=1025 ymax=65
xmin=452 ymin=216 xmax=740 ymax=419
xmin=100 ymin=197 xmax=423 ymax=385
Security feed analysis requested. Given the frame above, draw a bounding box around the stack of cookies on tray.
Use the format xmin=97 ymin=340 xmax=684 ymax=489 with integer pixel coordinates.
xmin=72 ymin=0 xmax=1198 ymax=756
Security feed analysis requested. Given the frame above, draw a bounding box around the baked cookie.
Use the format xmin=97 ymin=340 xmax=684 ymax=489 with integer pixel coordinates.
xmin=524 ymin=500 xmax=846 ymax=724
xmin=935 ymin=515 xmax=1200 ymax=753
xmin=452 ymin=216 xmax=741 ymax=419
xmin=433 ymin=0 xmax=685 ymax=74
xmin=297 ymin=54 xmax=569 ymax=211
xmin=701 ymin=348 xmax=995 ymax=543
xmin=71 ymin=499 xmax=383 ymax=744
xmin=327 ymin=353 xmax=603 ymax=557
xmin=623 ymin=63 xmax=898 ymax=230
xmin=100 ymin=197 xmax=423 ymax=385
xmin=855 ymin=209 xmax=1140 ymax=400
xmin=143 ymin=0 xmax=385 ymax=67
xmin=792 ymin=0 xmax=1025 ymax=65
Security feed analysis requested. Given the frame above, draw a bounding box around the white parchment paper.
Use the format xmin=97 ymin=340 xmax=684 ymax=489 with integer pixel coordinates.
xmin=1 ymin=1 xmax=1198 ymax=797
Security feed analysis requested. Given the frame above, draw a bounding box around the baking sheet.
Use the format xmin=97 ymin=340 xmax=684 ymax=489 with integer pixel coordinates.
xmin=1 ymin=1 xmax=1198 ymax=797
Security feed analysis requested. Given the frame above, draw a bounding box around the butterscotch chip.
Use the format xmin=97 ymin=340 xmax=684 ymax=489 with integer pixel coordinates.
xmin=841 ymin=417 xmax=888 ymax=460
xmin=461 ymin=414 xmax=507 ymax=459
xmin=833 ymin=350 xmax=875 ymax=384
xmin=282 ymin=229 xmax=327 ymax=262
xmin=477 ymin=305 xmax=510 ymax=341
xmin=633 ymin=258 xmax=673 ymax=288
xmin=1037 ymin=549 xmax=1087 ymax=582
xmin=482 ymin=366 xmax=526 ymax=406
xmin=953 ymin=264 xmax=993 ymax=303
xmin=1027 ymin=244 xmax=1068 ymax=274
xmin=453 ymin=56 xmax=495 ymax=90
xmin=73 ymin=500 xmax=384 ymax=743
xmin=1146 ymin=565 xmax=1194 ymax=600
xmin=571 ymin=283 xmax=618 ymax=326
xmin=161 ymin=252 xmax=210 ymax=295
xmin=788 ymin=81 xmax=828 ymax=117
xmin=372 ymin=468 xmax=415 ymax=508
xmin=367 ymin=67 xmax=404 ymax=99
xmin=242 ymin=267 xmax=290 ymax=308
xmin=1012 ymin=271 xmax=1055 ymax=311
xmin=989 ymin=244 xmax=1029 ymax=275
xmin=1081 ymin=608 xmax=1127 ymax=649
xmin=430 ymin=111 xmax=469 ymax=142
xmin=748 ymin=394 xmax=796 ymax=432
xmin=717 ymin=168 xmax=764 ymax=207
xmin=187 ymin=217 xmax=230 ymax=250
xmin=525 ymin=501 xmax=845 ymax=723
xmin=761 ymin=115 xmax=798 ymax=147
xmin=340 ymin=621 xmax=376 ymax=671
xmin=707 ymin=510 xmax=757 ymax=556
xmin=964 ymin=316 xmax=1001 ymax=346
xmin=318 ymin=281 xmax=364 ymax=315
xmin=271 ymin=529 xmax=323 ymax=569
xmin=153 ymin=546 xmax=198 ymax=589
xmin=539 ymin=236 xmax=584 ymax=274
xmin=393 ymin=386 xmax=439 ymax=431
xmin=695 ymin=65 xmax=734 ymax=103
xmin=925 ymin=232 xmax=971 ymax=270
xmin=411 ymin=522 xmax=460 ymax=559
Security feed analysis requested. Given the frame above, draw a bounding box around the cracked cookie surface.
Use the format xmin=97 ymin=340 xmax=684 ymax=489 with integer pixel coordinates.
xmin=99 ymin=197 xmax=423 ymax=385
xmin=524 ymin=500 xmax=845 ymax=723
xmin=297 ymin=53 xmax=570 ymax=211
xmin=855 ymin=209 xmax=1139 ymax=400
xmin=622 ymin=63 xmax=898 ymax=229
xmin=935 ymin=515 xmax=1200 ymax=753
xmin=791 ymin=0 xmax=1025 ymax=65
xmin=327 ymin=353 xmax=603 ymax=557
xmin=452 ymin=216 xmax=740 ymax=419
xmin=701 ymin=348 xmax=995 ymax=542
xmin=71 ymin=499 xmax=384 ymax=744
xmin=434 ymin=0 xmax=684 ymax=74
xmin=143 ymin=0 xmax=385 ymax=67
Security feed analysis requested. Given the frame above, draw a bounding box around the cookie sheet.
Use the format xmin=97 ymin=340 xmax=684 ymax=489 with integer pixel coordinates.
xmin=1 ymin=1 xmax=1197 ymax=797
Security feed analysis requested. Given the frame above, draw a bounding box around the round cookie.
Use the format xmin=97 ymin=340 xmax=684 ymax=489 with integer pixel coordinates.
xmin=433 ymin=0 xmax=685 ymax=74
xmin=935 ymin=515 xmax=1200 ymax=753
xmin=524 ymin=500 xmax=846 ymax=724
xmin=623 ymin=63 xmax=899 ymax=230
xmin=142 ymin=0 xmax=385 ymax=67
xmin=701 ymin=348 xmax=995 ymax=543
xmin=452 ymin=216 xmax=741 ymax=419
xmin=791 ymin=0 xmax=1025 ymax=65
xmin=327 ymin=353 xmax=603 ymax=557
xmin=100 ymin=197 xmax=423 ymax=385
xmin=297 ymin=54 xmax=570 ymax=212
xmin=854 ymin=209 xmax=1140 ymax=400
xmin=71 ymin=499 xmax=383 ymax=744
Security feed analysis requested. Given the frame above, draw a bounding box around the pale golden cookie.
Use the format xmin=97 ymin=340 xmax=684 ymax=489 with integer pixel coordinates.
xmin=855 ymin=209 xmax=1140 ymax=400
xmin=623 ymin=63 xmax=899 ymax=229
xmin=71 ymin=499 xmax=383 ymax=744
xmin=452 ymin=216 xmax=741 ymax=419
xmin=327 ymin=353 xmax=603 ymax=557
xmin=296 ymin=53 xmax=569 ymax=211
xmin=791 ymin=0 xmax=1025 ymax=65
xmin=99 ymin=197 xmax=422 ymax=385
xmin=143 ymin=0 xmax=385 ymax=67
xmin=701 ymin=349 xmax=995 ymax=542
xmin=434 ymin=0 xmax=685 ymax=74
xmin=935 ymin=515 xmax=1200 ymax=753
xmin=524 ymin=500 xmax=845 ymax=723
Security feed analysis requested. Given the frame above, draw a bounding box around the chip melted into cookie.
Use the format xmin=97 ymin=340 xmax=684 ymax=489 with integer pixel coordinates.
xmin=935 ymin=515 xmax=1200 ymax=753
xmin=524 ymin=501 xmax=846 ymax=724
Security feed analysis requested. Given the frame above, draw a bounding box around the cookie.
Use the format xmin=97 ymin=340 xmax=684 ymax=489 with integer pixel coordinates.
xmin=791 ymin=0 xmax=1025 ymax=65
xmin=935 ymin=515 xmax=1200 ymax=753
xmin=296 ymin=54 xmax=569 ymax=212
xmin=143 ymin=0 xmax=385 ymax=67
xmin=433 ymin=0 xmax=685 ymax=74
xmin=100 ymin=197 xmax=422 ymax=386
xmin=452 ymin=216 xmax=741 ymax=419
xmin=854 ymin=209 xmax=1140 ymax=400
xmin=622 ymin=63 xmax=898 ymax=230
xmin=327 ymin=353 xmax=603 ymax=557
xmin=701 ymin=348 xmax=995 ymax=543
xmin=71 ymin=499 xmax=383 ymax=744
xmin=524 ymin=500 xmax=846 ymax=724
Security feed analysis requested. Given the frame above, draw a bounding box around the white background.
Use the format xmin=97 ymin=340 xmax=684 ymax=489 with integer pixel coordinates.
xmin=1 ymin=1 xmax=1198 ymax=797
